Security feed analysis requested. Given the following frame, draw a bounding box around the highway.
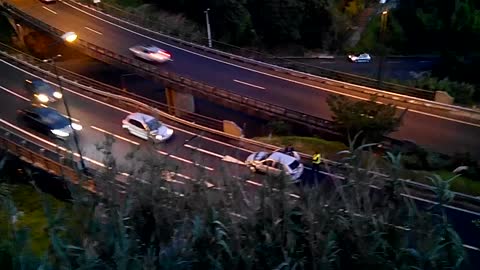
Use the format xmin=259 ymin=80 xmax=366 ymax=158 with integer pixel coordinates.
xmin=4 ymin=0 xmax=480 ymax=158
xmin=0 ymin=58 xmax=480 ymax=261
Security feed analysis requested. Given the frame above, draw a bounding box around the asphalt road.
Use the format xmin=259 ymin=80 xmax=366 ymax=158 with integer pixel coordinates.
xmin=1 ymin=55 xmax=480 ymax=264
xmin=6 ymin=0 xmax=480 ymax=158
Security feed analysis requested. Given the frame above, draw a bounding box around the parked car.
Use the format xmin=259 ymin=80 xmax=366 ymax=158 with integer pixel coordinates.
xmin=129 ymin=45 xmax=172 ymax=63
xmin=17 ymin=106 xmax=82 ymax=139
xmin=245 ymin=151 xmax=304 ymax=181
xmin=25 ymin=79 xmax=62 ymax=103
xmin=122 ymin=112 xmax=173 ymax=142
xmin=348 ymin=53 xmax=372 ymax=63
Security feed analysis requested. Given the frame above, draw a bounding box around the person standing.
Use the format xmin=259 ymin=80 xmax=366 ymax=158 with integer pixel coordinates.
xmin=312 ymin=151 xmax=322 ymax=176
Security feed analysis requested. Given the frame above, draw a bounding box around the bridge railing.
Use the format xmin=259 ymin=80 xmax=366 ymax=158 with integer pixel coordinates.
xmin=0 ymin=124 xmax=97 ymax=192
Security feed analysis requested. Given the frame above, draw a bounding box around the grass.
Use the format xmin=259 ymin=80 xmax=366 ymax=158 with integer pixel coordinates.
xmin=1 ymin=184 xmax=71 ymax=256
xmin=253 ymin=135 xmax=347 ymax=158
xmin=432 ymin=170 xmax=480 ymax=196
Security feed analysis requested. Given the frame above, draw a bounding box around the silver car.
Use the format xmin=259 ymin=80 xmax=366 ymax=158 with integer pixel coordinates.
xmin=348 ymin=53 xmax=372 ymax=63
xmin=129 ymin=45 xmax=172 ymax=63
xmin=245 ymin=151 xmax=304 ymax=181
xmin=122 ymin=112 xmax=173 ymax=142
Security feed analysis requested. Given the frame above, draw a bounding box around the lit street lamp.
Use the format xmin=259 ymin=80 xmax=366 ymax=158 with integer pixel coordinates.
xmin=204 ymin=8 xmax=212 ymax=48
xmin=43 ymin=31 xmax=86 ymax=171
xmin=377 ymin=10 xmax=388 ymax=88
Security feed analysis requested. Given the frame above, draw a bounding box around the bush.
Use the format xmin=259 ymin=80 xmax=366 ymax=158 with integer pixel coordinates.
xmin=412 ymin=75 xmax=476 ymax=105
xmin=0 ymin=138 xmax=472 ymax=269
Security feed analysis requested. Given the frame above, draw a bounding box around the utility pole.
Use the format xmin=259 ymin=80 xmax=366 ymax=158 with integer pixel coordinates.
xmin=44 ymin=54 xmax=86 ymax=172
xmin=204 ymin=8 xmax=212 ymax=48
xmin=377 ymin=10 xmax=388 ymax=89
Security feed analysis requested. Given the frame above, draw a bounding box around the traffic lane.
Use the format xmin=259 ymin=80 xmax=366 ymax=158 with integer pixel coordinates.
xmin=391 ymin=111 xmax=480 ymax=158
xmin=0 ymin=60 xmax=268 ymax=186
xmin=0 ymin=84 xmax=217 ymax=189
xmin=0 ymin=61 xmax=263 ymax=185
xmin=44 ymin=0 xmax=337 ymax=118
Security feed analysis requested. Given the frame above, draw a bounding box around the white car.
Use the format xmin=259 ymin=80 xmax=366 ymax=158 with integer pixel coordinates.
xmin=348 ymin=53 xmax=372 ymax=63
xmin=129 ymin=45 xmax=172 ymax=63
xmin=245 ymin=151 xmax=304 ymax=181
xmin=122 ymin=112 xmax=173 ymax=142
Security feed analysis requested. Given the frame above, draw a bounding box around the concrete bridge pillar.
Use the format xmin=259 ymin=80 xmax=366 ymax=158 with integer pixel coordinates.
xmin=165 ymin=88 xmax=195 ymax=116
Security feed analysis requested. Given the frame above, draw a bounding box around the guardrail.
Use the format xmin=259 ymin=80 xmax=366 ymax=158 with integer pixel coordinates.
xmin=63 ymin=0 xmax=480 ymax=125
xmin=0 ymin=124 xmax=98 ymax=192
xmin=2 ymin=43 xmax=479 ymax=210
xmin=0 ymin=2 xmax=338 ymax=134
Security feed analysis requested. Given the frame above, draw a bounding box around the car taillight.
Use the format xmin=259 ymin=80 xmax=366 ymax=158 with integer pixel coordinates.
xmin=161 ymin=51 xmax=171 ymax=58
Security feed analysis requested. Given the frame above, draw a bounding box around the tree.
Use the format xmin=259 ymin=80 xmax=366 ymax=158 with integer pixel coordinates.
xmin=327 ymin=95 xmax=402 ymax=143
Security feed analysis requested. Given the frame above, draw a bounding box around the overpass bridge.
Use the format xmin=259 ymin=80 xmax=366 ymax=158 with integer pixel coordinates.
xmin=1 ymin=0 xmax=480 ymax=158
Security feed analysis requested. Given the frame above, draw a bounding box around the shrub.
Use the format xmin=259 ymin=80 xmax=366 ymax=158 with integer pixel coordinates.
xmin=0 ymin=138 xmax=471 ymax=269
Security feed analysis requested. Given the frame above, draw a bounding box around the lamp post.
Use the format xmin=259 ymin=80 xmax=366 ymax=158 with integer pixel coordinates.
xmin=376 ymin=10 xmax=388 ymax=88
xmin=204 ymin=8 xmax=212 ymax=48
xmin=43 ymin=32 xmax=86 ymax=171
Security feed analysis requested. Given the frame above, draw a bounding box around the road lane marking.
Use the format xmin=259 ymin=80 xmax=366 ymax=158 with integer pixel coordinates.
xmin=61 ymin=1 xmax=480 ymax=128
xmin=233 ymin=79 xmax=265 ymax=90
xmin=157 ymin=150 xmax=214 ymax=171
xmin=184 ymin=144 xmax=224 ymax=158
xmin=0 ymin=85 xmax=30 ymax=101
xmin=84 ymin=26 xmax=103 ymax=35
xmin=90 ymin=125 xmax=139 ymax=145
xmin=42 ymin=6 xmax=57 ymax=15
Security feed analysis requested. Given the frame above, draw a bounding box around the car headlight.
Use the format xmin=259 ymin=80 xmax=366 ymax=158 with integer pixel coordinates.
xmin=70 ymin=123 xmax=83 ymax=131
xmin=166 ymin=128 xmax=173 ymax=135
xmin=53 ymin=91 xmax=63 ymax=99
xmin=36 ymin=94 xmax=49 ymax=103
xmin=51 ymin=129 xmax=70 ymax=137
xmin=155 ymin=134 xmax=163 ymax=140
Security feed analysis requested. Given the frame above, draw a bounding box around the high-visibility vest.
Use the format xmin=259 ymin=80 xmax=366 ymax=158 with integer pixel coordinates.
xmin=312 ymin=153 xmax=321 ymax=164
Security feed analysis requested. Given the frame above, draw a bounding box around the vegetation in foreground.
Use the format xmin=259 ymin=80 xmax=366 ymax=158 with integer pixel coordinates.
xmin=0 ymin=136 xmax=476 ymax=269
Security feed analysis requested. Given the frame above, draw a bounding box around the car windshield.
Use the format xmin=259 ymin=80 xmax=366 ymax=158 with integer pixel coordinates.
xmin=288 ymin=160 xmax=301 ymax=170
xmin=147 ymin=47 xmax=160 ymax=53
xmin=41 ymin=110 xmax=70 ymax=129
xmin=145 ymin=118 xmax=161 ymax=130
xmin=33 ymin=81 xmax=55 ymax=95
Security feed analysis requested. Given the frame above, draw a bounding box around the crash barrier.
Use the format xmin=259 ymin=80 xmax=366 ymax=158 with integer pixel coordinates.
xmin=0 ymin=124 xmax=98 ymax=193
xmin=64 ymin=0 xmax=480 ymax=124
xmin=0 ymin=3 xmax=338 ymax=133
xmin=1 ymin=45 xmax=479 ymax=210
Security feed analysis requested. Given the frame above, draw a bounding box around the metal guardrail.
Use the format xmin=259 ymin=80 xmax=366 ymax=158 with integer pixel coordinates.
xmin=60 ymin=0 xmax=480 ymax=125
xmin=0 ymin=2 xmax=338 ymax=134
xmin=0 ymin=124 xmax=97 ymax=192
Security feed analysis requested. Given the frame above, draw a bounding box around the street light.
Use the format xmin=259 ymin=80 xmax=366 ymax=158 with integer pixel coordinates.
xmin=204 ymin=8 xmax=212 ymax=48
xmin=43 ymin=32 xmax=86 ymax=171
xmin=377 ymin=10 xmax=388 ymax=88
xmin=61 ymin=32 xmax=78 ymax=43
